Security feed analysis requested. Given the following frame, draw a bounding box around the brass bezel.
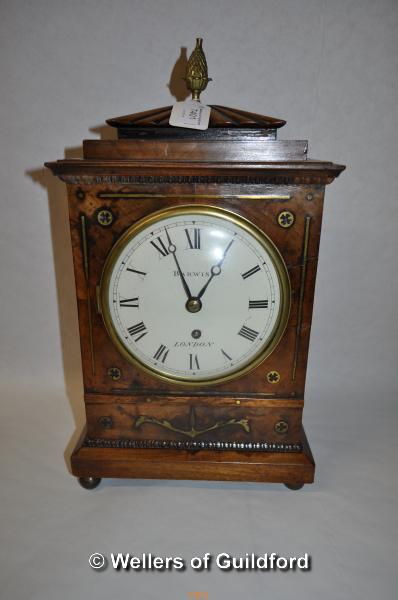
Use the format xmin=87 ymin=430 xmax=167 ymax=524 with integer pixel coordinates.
xmin=100 ymin=204 xmax=291 ymax=387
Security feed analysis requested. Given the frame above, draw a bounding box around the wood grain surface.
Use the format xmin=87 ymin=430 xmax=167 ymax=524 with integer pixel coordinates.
xmin=46 ymin=125 xmax=344 ymax=486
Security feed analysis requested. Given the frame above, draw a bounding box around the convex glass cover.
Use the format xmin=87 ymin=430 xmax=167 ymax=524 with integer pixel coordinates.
xmin=100 ymin=205 xmax=290 ymax=385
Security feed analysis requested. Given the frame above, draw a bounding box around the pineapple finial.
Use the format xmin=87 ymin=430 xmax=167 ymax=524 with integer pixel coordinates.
xmin=184 ymin=38 xmax=212 ymax=102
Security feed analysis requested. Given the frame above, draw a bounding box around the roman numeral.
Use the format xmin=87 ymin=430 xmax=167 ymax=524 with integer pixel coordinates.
xmin=153 ymin=344 xmax=169 ymax=363
xmin=126 ymin=267 xmax=147 ymax=276
xmin=189 ymin=354 xmax=200 ymax=370
xmin=221 ymin=348 xmax=232 ymax=361
xmin=249 ymin=299 xmax=269 ymax=309
xmin=119 ymin=297 xmax=139 ymax=308
xmin=185 ymin=228 xmax=201 ymax=249
xmin=150 ymin=236 xmax=169 ymax=257
xmin=127 ymin=321 xmax=148 ymax=341
xmin=241 ymin=265 xmax=261 ymax=279
xmin=238 ymin=325 xmax=259 ymax=342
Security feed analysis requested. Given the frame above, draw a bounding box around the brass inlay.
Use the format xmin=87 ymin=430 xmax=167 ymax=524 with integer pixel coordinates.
xmin=98 ymin=416 xmax=113 ymax=429
xmin=292 ymin=216 xmax=311 ymax=380
xmin=97 ymin=193 xmax=291 ymax=201
xmin=97 ymin=208 xmax=114 ymax=227
xmin=84 ymin=436 xmax=303 ymax=453
xmin=184 ymin=37 xmax=212 ymax=102
xmin=81 ymin=215 xmax=89 ymax=278
xmin=267 ymin=371 xmax=280 ymax=384
xmin=277 ymin=210 xmax=295 ymax=228
xmin=134 ymin=407 xmax=250 ymax=439
xmin=95 ymin=285 xmax=102 ymax=314
xmin=274 ymin=420 xmax=289 ymax=434
xmin=80 ymin=215 xmax=95 ymax=375
xmin=107 ymin=367 xmax=121 ymax=381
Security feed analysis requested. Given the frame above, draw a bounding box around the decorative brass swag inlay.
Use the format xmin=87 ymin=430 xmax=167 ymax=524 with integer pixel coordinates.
xmin=119 ymin=406 xmax=250 ymax=439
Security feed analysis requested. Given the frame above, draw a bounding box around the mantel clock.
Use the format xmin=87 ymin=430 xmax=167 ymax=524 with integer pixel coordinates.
xmin=46 ymin=40 xmax=345 ymax=489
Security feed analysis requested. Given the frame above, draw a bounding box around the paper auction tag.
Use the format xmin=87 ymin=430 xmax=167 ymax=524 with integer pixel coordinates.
xmin=169 ymin=100 xmax=211 ymax=130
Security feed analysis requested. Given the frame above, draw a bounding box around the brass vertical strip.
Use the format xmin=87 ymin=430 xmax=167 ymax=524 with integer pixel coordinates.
xmin=80 ymin=215 xmax=96 ymax=375
xmin=292 ymin=216 xmax=311 ymax=380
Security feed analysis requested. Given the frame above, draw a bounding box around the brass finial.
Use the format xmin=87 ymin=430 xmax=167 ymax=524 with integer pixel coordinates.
xmin=184 ymin=38 xmax=212 ymax=102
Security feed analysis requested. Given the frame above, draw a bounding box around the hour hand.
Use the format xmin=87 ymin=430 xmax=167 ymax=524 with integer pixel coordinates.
xmin=164 ymin=228 xmax=192 ymax=300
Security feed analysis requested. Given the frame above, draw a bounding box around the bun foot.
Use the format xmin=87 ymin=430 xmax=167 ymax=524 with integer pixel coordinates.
xmin=284 ymin=482 xmax=304 ymax=490
xmin=78 ymin=477 xmax=102 ymax=490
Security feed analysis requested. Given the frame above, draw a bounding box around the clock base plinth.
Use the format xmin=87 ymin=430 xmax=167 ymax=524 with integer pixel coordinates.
xmin=70 ymin=427 xmax=314 ymax=487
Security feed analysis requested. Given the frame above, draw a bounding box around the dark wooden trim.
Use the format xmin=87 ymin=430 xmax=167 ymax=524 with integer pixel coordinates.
xmin=82 ymin=139 xmax=308 ymax=161
xmin=45 ymin=160 xmax=345 ymax=185
xmin=106 ymin=104 xmax=286 ymax=130
xmin=83 ymin=437 xmax=303 ymax=452
xmin=84 ymin=392 xmax=304 ymax=407
xmin=117 ymin=127 xmax=277 ymax=141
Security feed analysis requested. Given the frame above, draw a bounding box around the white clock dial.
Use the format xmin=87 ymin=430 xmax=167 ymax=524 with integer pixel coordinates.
xmin=100 ymin=205 xmax=290 ymax=385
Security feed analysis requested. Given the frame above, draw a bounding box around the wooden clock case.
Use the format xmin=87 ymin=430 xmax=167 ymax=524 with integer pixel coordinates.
xmin=46 ymin=105 xmax=344 ymax=489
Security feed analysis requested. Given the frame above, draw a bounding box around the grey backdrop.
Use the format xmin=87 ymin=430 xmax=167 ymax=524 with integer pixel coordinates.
xmin=1 ymin=1 xmax=397 ymax=599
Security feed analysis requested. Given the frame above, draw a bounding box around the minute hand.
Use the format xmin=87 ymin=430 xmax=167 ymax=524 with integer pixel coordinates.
xmin=164 ymin=227 xmax=192 ymax=300
xmin=197 ymin=238 xmax=235 ymax=300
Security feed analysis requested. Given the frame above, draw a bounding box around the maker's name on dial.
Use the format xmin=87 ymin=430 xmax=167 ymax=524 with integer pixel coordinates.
xmin=174 ymin=341 xmax=214 ymax=347
xmin=173 ymin=270 xmax=210 ymax=278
